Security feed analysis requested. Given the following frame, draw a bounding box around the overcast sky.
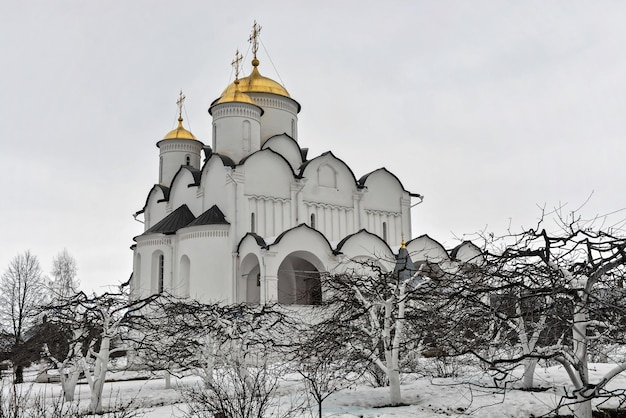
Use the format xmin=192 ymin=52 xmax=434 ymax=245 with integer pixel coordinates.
xmin=2 ymin=1 xmax=626 ymax=293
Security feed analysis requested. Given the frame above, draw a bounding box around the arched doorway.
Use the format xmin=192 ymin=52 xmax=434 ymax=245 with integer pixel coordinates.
xmin=240 ymin=253 xmax=261 ymax=304
xmin=277 ymin=251 xmax=323 ymax=305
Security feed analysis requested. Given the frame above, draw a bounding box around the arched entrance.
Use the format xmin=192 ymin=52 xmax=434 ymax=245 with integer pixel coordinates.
xmin=240 ymin=253 xmax=261 ymax=304
xmin=277 ymin=251 xmax=323 ymax=305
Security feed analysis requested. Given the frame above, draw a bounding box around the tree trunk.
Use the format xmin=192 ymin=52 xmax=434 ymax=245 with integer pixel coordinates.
xmin=14 ymin=364 xmax=23 ymax=384
xmin=388 ymin=369 xmax=402 ymax=405
xmin=567 ymin=394 xmax=592 ymax=418
xmin=568 ymin=289 xmax=591 ymax=418
xmin=61 ymin=370 xmax=81 ymax=402
xmin=522 ymin=358 xmax=537 ymax=389
xmin=88 ymin=337 xmax=111 ymax=414
xmin=164 ymin=370 xmax=171 ymax=389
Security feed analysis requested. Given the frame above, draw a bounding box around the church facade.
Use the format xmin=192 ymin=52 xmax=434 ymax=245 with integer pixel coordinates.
xmin=130 ymin=27 xmax=476 ymax=305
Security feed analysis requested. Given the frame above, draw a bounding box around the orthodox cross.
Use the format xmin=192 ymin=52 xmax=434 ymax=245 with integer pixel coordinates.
xmin=176 ymin=90 xmax=186 ymax=119
xmin=231 ymin=49 xmax=243 ymax=81
xmin=248 ymin=20 xmax=262 ymax=59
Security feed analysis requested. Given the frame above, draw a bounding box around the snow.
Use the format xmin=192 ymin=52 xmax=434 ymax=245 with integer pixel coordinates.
xmin=5 ymin=361 xmax=626 ymax=417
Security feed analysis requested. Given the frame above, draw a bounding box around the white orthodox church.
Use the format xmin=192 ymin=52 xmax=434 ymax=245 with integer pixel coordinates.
xmin=130 ymin=25 xmax=478 ymax=305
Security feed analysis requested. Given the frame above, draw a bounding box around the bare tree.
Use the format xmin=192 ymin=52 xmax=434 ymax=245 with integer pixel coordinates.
xmin=0 ymin=251 xmax=46 ymax=383
xmin=436 ymin=210 xmax=626 ymax=418
xmin=309 ymin=255 xmax=433 ymax=406
xmin=45 ymin=284 xmax=156 ymax=413
xmin=132 ymin=297 xmax=291 ymax=387
xmin=49 ymin=249 xmax=79 ymax=300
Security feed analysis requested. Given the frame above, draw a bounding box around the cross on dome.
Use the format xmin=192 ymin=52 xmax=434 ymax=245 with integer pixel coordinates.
xmin=231 ymin=49 xmax=243 ymax=82
xmin=248 ymin=20 xmax=262 ymax=65
xmin=176 ymin=90 xmax=186 ymax=120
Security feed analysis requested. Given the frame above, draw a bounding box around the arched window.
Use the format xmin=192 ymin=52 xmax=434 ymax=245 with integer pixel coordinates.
xmin=310 ymin=213 xmax=316 ymax=229
xmin=251 ymin=213 xmax=256 ymax=233
xmin=185 ymin=154 xmax=191 ymax=165
xmin=158 ymin=254 xmax=164 ymax=293
xmin=382 ymin=222 xmax=388 ymax=242
xmin=212 ymin=123 xmax=217 ymax=149
xmin=242 ymin=120 xmax=251 ymax=152
xmin=291 ymin=119 xmax=295 ymax=137
xmin=179 ymin=255 xmax=190 ymax=297
xmin=159 ymin=156 xmax=163 ymax=184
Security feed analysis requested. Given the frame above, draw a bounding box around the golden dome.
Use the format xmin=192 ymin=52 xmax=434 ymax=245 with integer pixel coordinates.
xmin=213 ymin=81 xmax=258 ymax=106
xmin=162 ymin=117 xmax=197 ymax=140
xmin=219 ymin=60 xmax=291 ymax=99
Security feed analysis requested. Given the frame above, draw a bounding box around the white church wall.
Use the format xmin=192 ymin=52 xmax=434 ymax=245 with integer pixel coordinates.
xmin=169 ymin=169 xmax=201 ymax=216
xmin=261 ymin=134 xmax=303 ymax=171
xmin=133 ymin=236 xmax=172 ymax=298
xmin=243 ymin=151 xmax=293 ymax=199
xmin=360 ymin=169 xmax=407 ymax=244
xmin=144 ymin=188 xmax=168 ymax=230
xmin=178 ymin=225 xmax=232 ymax=303
xmin=211 ymin=103 xmax=262 ymax=163
xmin=242 ymin=151 xmax=293 ymax=237
xmin=200 ymin=157 xmax=231 ymax=215
xmin=249 ymin=94 xmax=299 ymax=142
xmin=158 ymin=139 xmax=203 ymax=186
xmin=304 ymin=203 xmax=354 ymax=242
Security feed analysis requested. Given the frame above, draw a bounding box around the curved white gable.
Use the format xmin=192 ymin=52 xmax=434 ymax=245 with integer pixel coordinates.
xmin=144 ymin=186 xmax=168 ymax=229
xmin=406 ymin=235 xmax=450 ymax=264
xmin=334 ymin=230 xmax=395 ymax=273
xmin=169 ymin=168 xmax=201 ymax=216
xmin=262 ymin=134 xmax=303 ymax=171
xmin=453 ymin=241 xmax=484 ymax=264
xmin=200 ymin=155 xmax=231 ymax=215
xmin=360 ymin=168 xmax=405 ymax=213
xmin=267 ymin=225 xmax=333 ymax=266
xmin=242 ymin=150 xmax=294 ymax=199
xmin=301 ymin=152 xmax=357 ymax=208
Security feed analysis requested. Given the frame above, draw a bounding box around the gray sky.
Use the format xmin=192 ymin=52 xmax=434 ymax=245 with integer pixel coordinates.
xmin=2 ymin=1 xmax=626 ymax=293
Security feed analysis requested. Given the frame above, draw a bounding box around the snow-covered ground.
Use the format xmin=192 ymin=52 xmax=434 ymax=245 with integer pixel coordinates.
xmin=4 ymin=362 xmax=626 ymax=417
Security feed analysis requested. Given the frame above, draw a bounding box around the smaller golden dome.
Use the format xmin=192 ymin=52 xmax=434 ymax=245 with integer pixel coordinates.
xmin=213 ymin=81 xmax=258 ymax=106
xmin=162 ymin=117 xmax=197 ymax=140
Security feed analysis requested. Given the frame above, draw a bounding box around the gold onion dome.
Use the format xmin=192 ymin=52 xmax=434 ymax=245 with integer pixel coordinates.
xmin=219 ymin=60 xmax=291 ymax=100
xmin=162 ymin=116 xmax=197 ymax=140
xmin=213 ymin=80 xmax=258 ymax=106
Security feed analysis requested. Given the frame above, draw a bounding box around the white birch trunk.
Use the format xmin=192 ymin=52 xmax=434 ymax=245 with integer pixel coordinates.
xmin=566 ymin=275 xmax=592 ymax=418
xmin=83 ymin=334 xmax=114 ymax=414
xmin=522 ymin=358 xmax=537 ymax=389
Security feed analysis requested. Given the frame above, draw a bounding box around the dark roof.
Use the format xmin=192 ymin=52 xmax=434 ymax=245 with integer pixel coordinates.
xmin=217 ymin=154 xmax=236 ymax=167
xmin=236 ymin=232 xmax=268 ymax=253
xmin=187 ymin=205 xmax=229 ymax=227
xmin=394 ymin=246 xmax=418 ymax=281
xmin=142 ymin=205 xmax=195 ymax=235
xmin=136 ymin=184 xmax=170 ymax=216
xmin=171 ymin=166 xmax=202 ymax=187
